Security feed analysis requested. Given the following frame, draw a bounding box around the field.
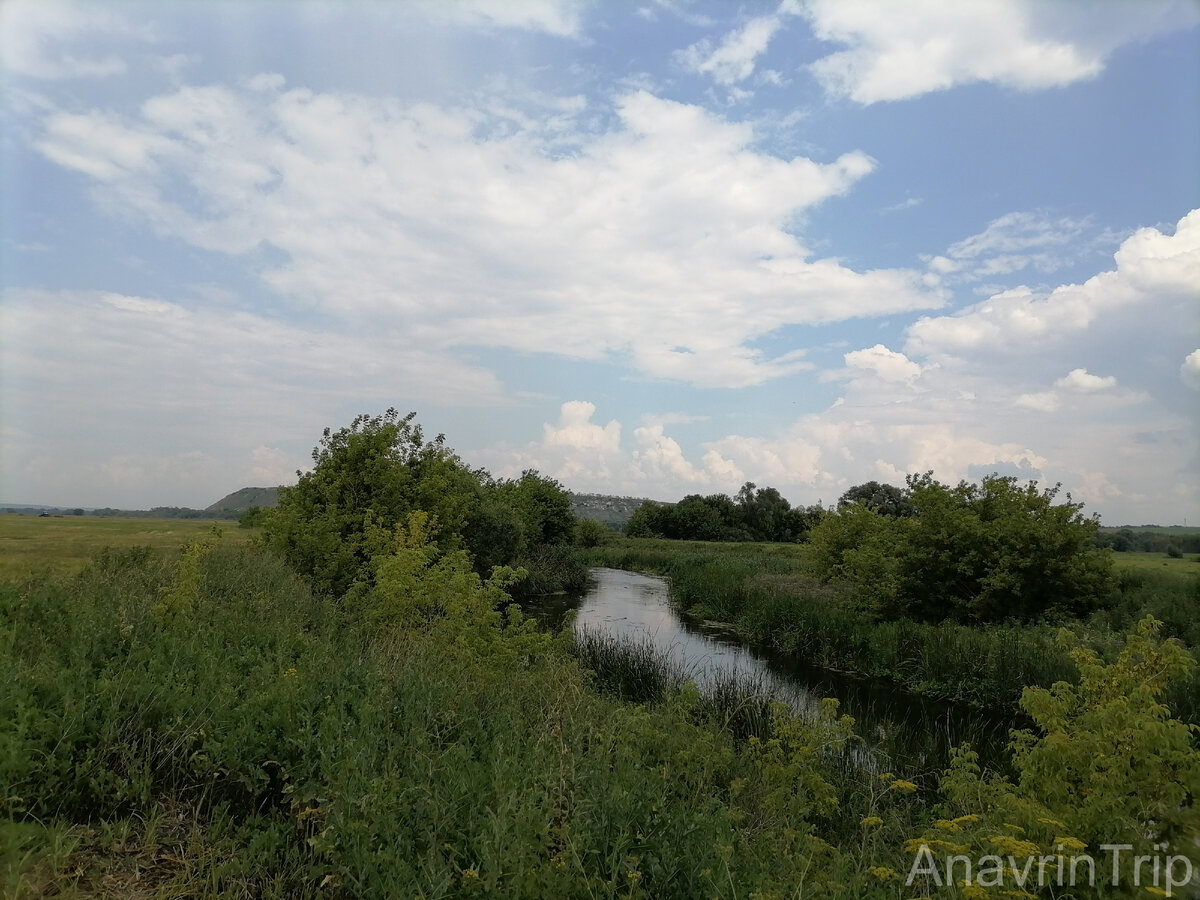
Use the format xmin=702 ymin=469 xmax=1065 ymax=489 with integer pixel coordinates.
xmin=1111 ymin=550 xmax=1200 ymax=573
xmin=0 ymin=515 xmax=256 ymax=580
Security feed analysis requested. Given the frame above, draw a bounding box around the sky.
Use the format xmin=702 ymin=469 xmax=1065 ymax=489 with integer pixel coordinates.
xmin=1 ymin=0 xmax=1198 ymax=524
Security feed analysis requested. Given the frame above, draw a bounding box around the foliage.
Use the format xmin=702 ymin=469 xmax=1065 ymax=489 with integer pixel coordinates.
xmin=574 ymin=517 xmax=608 ymax=548
xmin=810 ymin=473 xmax=1114 ymax=624
xmin=906 ymin=618 xmax=1199 ymax=897
xmin=238 ymin=505 xmax=269 ymax=528
xmin=623 ymin=482 xmax=816 ymax=543
xmin=837 ymin=481 xmax=914 ymax=518
xmin=263 ymin=410 xmax=581 ymax=600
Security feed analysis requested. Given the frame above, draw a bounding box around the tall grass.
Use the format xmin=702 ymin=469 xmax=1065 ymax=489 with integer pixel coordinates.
xmin=2 ymin=540 xmax=916 ymax=898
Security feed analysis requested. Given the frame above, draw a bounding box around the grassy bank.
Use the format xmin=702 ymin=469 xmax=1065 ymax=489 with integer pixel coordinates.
xmin=583 ymin=537 xmax=1200 ymax=719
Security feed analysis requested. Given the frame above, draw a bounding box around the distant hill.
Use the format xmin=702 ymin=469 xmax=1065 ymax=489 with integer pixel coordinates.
xmin=570 ymin=493 xmax=655 ymax=530
xmin=206 ymin=486 xmax=282 ymax=513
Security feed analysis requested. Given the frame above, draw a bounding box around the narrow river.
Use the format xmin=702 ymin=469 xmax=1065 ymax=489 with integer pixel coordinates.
xmin=530 ymin=567 xmax=1019 ymax=777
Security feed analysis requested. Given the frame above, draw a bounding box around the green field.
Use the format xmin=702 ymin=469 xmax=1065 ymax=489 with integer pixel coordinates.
xmin=0 ymin=515 xmax=256 ymax=580
xmin=1111 ymin=550 xmax=1200 ymax=573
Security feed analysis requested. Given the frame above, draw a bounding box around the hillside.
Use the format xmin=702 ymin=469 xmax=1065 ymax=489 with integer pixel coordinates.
xmin=570 ymin=492 xmax=654 ymax=529
xmin=205 ymin=486 xmax=282 ymax=513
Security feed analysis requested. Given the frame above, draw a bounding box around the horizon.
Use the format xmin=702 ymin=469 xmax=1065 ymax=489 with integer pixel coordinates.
xmin=2 ymin=0 xmax=1198 ymax=523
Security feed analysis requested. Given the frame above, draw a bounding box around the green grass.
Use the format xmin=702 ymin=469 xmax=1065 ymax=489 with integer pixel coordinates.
xmin=1111 ymin=550 xmax=1200 ymax=573
xmin=0 ymin=514 xmax=255 ymax=580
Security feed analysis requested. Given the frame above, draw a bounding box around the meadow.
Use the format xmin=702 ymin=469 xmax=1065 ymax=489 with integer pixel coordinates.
xmin=0 ymin=514 xmax=255 ymax=580
xmin=1 ymin=516 xmax=1196 ymax=897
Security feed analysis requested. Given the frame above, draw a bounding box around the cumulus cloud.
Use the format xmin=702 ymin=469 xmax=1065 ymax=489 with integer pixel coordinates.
xmin=1183 ymin=350 xmax=1200 ymax=390
xmin=1055 ymin=368 xmax=1116 ymax=392
xmin=842 ymin=344 xmax=922 ymax=383
xmin=906 ymin=209 xmax=1200 ymax=358
xmin=802 ymin=0 xmax=1200 ymax=103
xmin=33 ymin=82 xmax=940 ymax=389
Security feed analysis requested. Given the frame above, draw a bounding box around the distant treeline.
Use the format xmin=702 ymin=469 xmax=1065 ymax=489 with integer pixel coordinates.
xmin=1094 ymin=528 xmax=1200 ymax=554
xmin=625 ymin=482 xmax=821 ymax=543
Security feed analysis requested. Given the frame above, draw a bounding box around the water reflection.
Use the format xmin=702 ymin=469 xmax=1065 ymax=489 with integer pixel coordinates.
xmin=527 ymin=567 xmax=1019 ymax=776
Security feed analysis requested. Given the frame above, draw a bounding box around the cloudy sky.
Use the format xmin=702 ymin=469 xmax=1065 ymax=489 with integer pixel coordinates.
xmin=2 ymin=0 xmax=1198 ymax=524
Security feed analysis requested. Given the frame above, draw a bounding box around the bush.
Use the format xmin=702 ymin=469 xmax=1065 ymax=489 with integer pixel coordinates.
xmin=810 ymin=473 xmax=1113 ymax=624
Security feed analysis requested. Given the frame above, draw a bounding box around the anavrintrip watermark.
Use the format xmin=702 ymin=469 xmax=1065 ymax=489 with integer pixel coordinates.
xmin=907 ymin=843 xmax=1195 ymax=897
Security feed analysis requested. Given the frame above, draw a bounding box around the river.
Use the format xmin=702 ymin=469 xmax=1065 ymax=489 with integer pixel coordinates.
xmin=528 ymin=567 xmax=1020 ymax=777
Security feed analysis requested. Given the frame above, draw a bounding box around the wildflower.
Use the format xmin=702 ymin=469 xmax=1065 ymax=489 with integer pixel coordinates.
xmin=1055 ymin=836 xmax=1086 ymax=852
xmin=859 ymin=816 xmax=883 ymax=827
xmin=284 ymin=667 xmax=297 ymax=677
xmin=1036 ymin=816 xmax=1065 ymax=828
xmin=888 ymin=779 xmax=918 ymax=794
xmin=951 ymin=814 xmax=981 ymax=825
xmin=462 ymin=868 xmax=478 ymax=879
xmin=961 ymin=883 xmax=988 ymax=899
xmin=626 ymin=871 xmax=641 ymax=881
xmin=868 ymin=866 xmax=897 ymax=880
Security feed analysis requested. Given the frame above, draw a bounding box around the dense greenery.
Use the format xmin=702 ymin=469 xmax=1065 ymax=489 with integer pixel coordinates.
xmin=3 ymin=532 xmax=1196 ymax=896
xmin=1095 ymin=526 xmax=1200 ymax=554
xmin=810 ymin=473 xmax=1113 ymax=623
xmin=625 ymin=482 xmax=818 ymax=542
xmin=262 ymin=409 xmax=584 ymax=599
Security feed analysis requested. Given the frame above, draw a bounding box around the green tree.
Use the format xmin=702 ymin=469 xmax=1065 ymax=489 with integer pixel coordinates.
xmin=264 ymin=409 xmax=491 ymax=600
xmin=836 ymin=481 xmax=914 ymax=518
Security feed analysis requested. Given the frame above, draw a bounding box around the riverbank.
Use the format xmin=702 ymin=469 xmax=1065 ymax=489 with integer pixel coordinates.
xmin=582 ymin=537 xmax=1200 ymax=721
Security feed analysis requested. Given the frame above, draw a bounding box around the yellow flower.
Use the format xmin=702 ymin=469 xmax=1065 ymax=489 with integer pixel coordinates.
xmin=626 ymin=871 xmax=641 ymax=881
xmin=1055 ymin=836 xmax=1086 ymax=852
xmin=952 ymin=814 xmax=981 ymax=825
xmin=284 ymin=667 xmax=297 ymax=677
xmin=462 ymin=868 xmax=478 ymax=879
xmin=961 ymin=883 xmax=988 ymax=899
xmin=888 ymin=779 xmax=918 ymax=794
xmin=868 ymin=866 xmax=897 ymax=880
xmin=1036 ymin=816 xmax=1065 ymax=828
xmin=859 ymin=816 xmax=883 ymax=827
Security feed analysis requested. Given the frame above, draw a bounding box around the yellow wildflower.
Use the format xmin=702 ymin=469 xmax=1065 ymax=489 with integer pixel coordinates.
xmin=868 ymin=866 xmax=897 ymax=880
xmin=462 ymin=868 xmax=478 ymax=879
xmin=284 ymin=667 xmax=297 ymax=677
xmin=859 ymin=816 xmax=883 ymax=827
xmin=888 ymin=779 xmax=918 ymax=793
xmin=1055 ymin=836 xmax=1086 ymax=852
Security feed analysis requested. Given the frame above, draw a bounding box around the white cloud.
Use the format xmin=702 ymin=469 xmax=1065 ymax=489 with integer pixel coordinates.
xmin=33 ymin=83 xmax=941 ymax=389
xmin=676 ymin=12 xmax=784 ymax=85
xmin=1183 ymin=350 xmax=1200 ymax=391
xmin=0 ymin=0 xmax=156 ymax=80
xmin=907 ymin=209 xmax=1200 ymax=358
xmin=802 ymin=0 xmax=1200 ymax=103
xmin=843 ymin=344 xmax=922 ymax=383
xmin=1014 ymin=391 xmax=1060 ymax=412
xmin=1055 ymin=368 xmax=1116 ymax=392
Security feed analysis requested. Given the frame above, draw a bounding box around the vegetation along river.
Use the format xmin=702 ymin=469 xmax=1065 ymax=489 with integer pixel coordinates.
xmin=531 ymin=566 xmax=1021 ymax=778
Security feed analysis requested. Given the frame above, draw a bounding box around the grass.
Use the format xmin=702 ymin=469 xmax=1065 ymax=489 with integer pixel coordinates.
xmin=0 ymin=540 xmax=909 ymax=898
xmin=0 ymin=514 xmax=256 ymax=580
xmin=1110 ymin=550 xmax=1200 ymax=573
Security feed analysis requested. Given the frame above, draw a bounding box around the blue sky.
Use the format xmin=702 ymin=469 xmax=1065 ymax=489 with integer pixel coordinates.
xmin=2 ymin=0 xmax=1198 ymax=524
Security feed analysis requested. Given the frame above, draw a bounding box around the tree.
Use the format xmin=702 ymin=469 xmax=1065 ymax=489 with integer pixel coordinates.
xmin=836 ymin=481 xmax=914 ymax=518
xmin=810 ymin=472 xmax=1113 ymax=624
xmin=264 ymin=409 xmax=492 ymax=600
